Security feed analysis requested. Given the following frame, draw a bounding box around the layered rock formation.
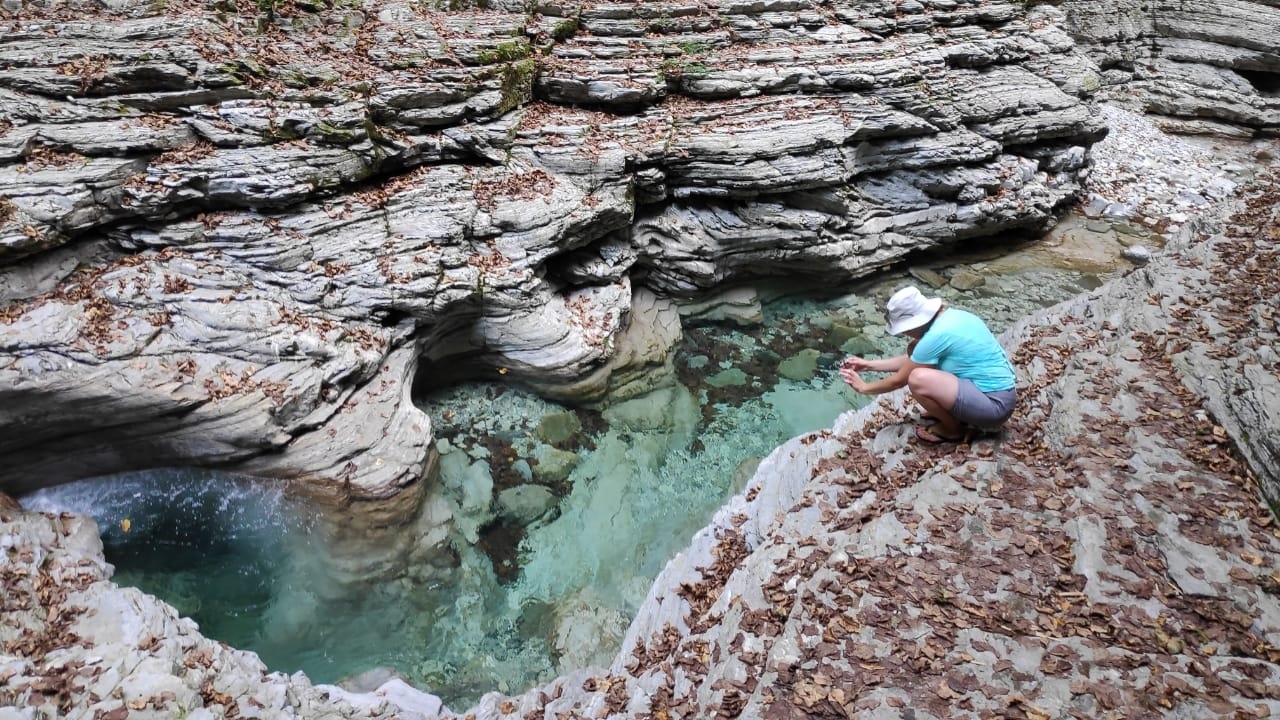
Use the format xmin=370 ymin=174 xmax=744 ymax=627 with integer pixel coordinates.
xmin=1063 ymin=0 xmax=1280 ymax=136
xmin=3 ymin=146 xmax=1278 ymax=720
xmin=0 ymin=0 xmax=1105 ymax=508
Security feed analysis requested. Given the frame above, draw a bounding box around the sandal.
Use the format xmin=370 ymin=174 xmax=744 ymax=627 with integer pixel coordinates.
xmin=914 ymin=424 xmax=966 ymax=444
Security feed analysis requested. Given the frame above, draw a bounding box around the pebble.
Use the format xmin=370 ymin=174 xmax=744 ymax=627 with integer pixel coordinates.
xmin=1121 ymin=245 xmax=1152 ymax=265
xmin=1085 ymin=105 xmax=1254 ymax=228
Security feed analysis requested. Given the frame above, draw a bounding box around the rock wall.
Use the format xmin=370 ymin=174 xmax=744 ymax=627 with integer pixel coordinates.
xmin=3 ymin=155 xmax=1278 ymax=720
xmin=0 ymin=0 xmax=1104 ymax=504
xmin=1062 ymin=0 xmax=1280 ymax=136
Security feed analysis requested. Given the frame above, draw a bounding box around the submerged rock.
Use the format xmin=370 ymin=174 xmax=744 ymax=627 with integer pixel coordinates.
xmin=531 ymin=445 xmax=579 ymax=487
xmin=534 ymin=412 xmax=583 ymax=448
xmin=776 ymin=348 xmax=820 ymax=382
xmin=496 ymin=485 xmax=557 ymax=526
xmin=947 ymin=268 xmax=987 ymax=291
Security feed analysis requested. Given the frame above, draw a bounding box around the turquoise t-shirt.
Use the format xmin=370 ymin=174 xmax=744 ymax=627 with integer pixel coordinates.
xmin=909 ymin=308 xmax=1016 ymax=393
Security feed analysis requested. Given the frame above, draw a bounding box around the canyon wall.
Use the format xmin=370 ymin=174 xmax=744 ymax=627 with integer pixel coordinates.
xmin=0 ymin=0 xmax=1103 ymax=507
xmin=1063 ymin=0 xmax=1280 ymax=136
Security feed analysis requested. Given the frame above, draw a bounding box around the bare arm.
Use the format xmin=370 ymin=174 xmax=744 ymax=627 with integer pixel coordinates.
xmin=843 ymin=354 xmax=908 ymax=373
xmin=841 ymin=338 xmax=931 ymax=395
xmin=841 ymin=359 xmax=918 ymax=395
xmin=841 ymin=340 xmax=918 ymax=374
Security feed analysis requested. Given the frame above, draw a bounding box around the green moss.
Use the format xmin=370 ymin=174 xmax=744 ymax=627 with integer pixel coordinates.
xmin=312 ymin=121 xmax=362 ymax=145
xmin=497 ymin=58 xmax=537 ymax=114
xmin=221 ymin=58 xmax=266 ymax=85
xmin=659 ymin=57 xmax=708 ymax=79
xmin=678 ymin=40 xmax=711 ymax=55
xmin=477 ymin=39 xmax=532 ymax=65
xmin=419 ymin=0 xmax=490 ymax=9
xmin=261 ymin=122 xmax=303 ymax=142
xmin=551 ymin=18 xmax=578 ymax=41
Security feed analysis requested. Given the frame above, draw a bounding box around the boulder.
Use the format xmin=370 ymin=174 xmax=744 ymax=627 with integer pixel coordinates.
xmin=496 ymin=485 xmax=557 ymax=526
xmin=948 ymin=268 xmax=988 ymax=290
xmin=535 ymin=412 xmax=583 ymax=447
xmin=777 ymin=348 xmax=820 ymax=382
xmin=532 ymin=445 xmax=579 ymax=486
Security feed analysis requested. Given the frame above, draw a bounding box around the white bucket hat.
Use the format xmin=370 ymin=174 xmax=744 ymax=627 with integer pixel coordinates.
xmin=885 ymin=286 xmax=943 ymax=336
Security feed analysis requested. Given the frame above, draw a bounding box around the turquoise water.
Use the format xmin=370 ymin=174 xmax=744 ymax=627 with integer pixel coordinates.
xmin=21 ymin=471 xmax=317 ymax=659
xmin=21 ymin=265 xmax=1103 ymax=709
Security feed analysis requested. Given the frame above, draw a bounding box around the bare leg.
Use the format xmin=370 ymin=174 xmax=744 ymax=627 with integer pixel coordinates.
xmin=907 ymin=367 xmax=963 ymax=437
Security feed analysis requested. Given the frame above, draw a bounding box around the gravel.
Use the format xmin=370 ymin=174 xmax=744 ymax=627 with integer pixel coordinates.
xmin=1081 ymin=104 xmax=1262 ymax=231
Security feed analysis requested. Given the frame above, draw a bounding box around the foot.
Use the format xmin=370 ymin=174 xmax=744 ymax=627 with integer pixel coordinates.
xmin=914 ymin=424 xmax=966 ymax=444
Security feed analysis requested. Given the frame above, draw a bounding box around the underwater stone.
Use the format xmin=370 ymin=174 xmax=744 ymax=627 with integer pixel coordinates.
xmin=532 ymin=444 xmax=579 ymax=486
xmin=497 ymin=485 xmax=557 ymax=525
xmin=706 ymin=368 xmax=749 ymax=388
xmin=826 ymin=322 xmax=859 ymax=349
xmin=553 ymin=591 xmax=627 ymax=673
xmin=948 ymin=269 xmax=987 ymax=291
xmin=839 ymin=333 xmax=881 ymax=358
xmin=777 ymin=349 xmax=821 ymax=382
xmin=535 ymin=411 xmax=583 ymax=447
xmin=337 ymin=667 xmax=411 ymax=693
xmin=908 ymin=267 xmax=948 ymax=289
xmin=439 ymin=451 xmax=495 ymax=544
xmin=729 ymin=456 xmax=763 ymax=497
xmin=601 ymin=385 xmax=699 ymax=435
xmin=512 ymin=459 xmax=533 ymax=482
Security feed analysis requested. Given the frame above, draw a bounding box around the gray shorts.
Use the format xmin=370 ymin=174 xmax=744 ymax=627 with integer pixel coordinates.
xmin=951 ymin=379 xmax=1016 ymax=431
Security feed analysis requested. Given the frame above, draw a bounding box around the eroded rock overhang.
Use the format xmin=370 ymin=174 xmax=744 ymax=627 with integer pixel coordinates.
xmin=1062 ymin=0 xmax=1280 ymax=137
xmin=0 ymin=0 xmax=1106 ymax=506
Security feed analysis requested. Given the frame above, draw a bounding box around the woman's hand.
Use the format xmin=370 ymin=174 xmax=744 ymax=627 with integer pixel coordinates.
xmin=839 ymin=366 xmax=870 ymax=393
xmin=841 ymin=356 xmax=872 ymax=372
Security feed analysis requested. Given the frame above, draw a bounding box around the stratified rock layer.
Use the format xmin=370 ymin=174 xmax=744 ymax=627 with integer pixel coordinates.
xmin=1 ymin=0 xmax=1104 ymax=505
xmin=2 ymin=155 xmax=1278 ymax=720
xmin=1063 ymin=0 xmax=1280 ymax=136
